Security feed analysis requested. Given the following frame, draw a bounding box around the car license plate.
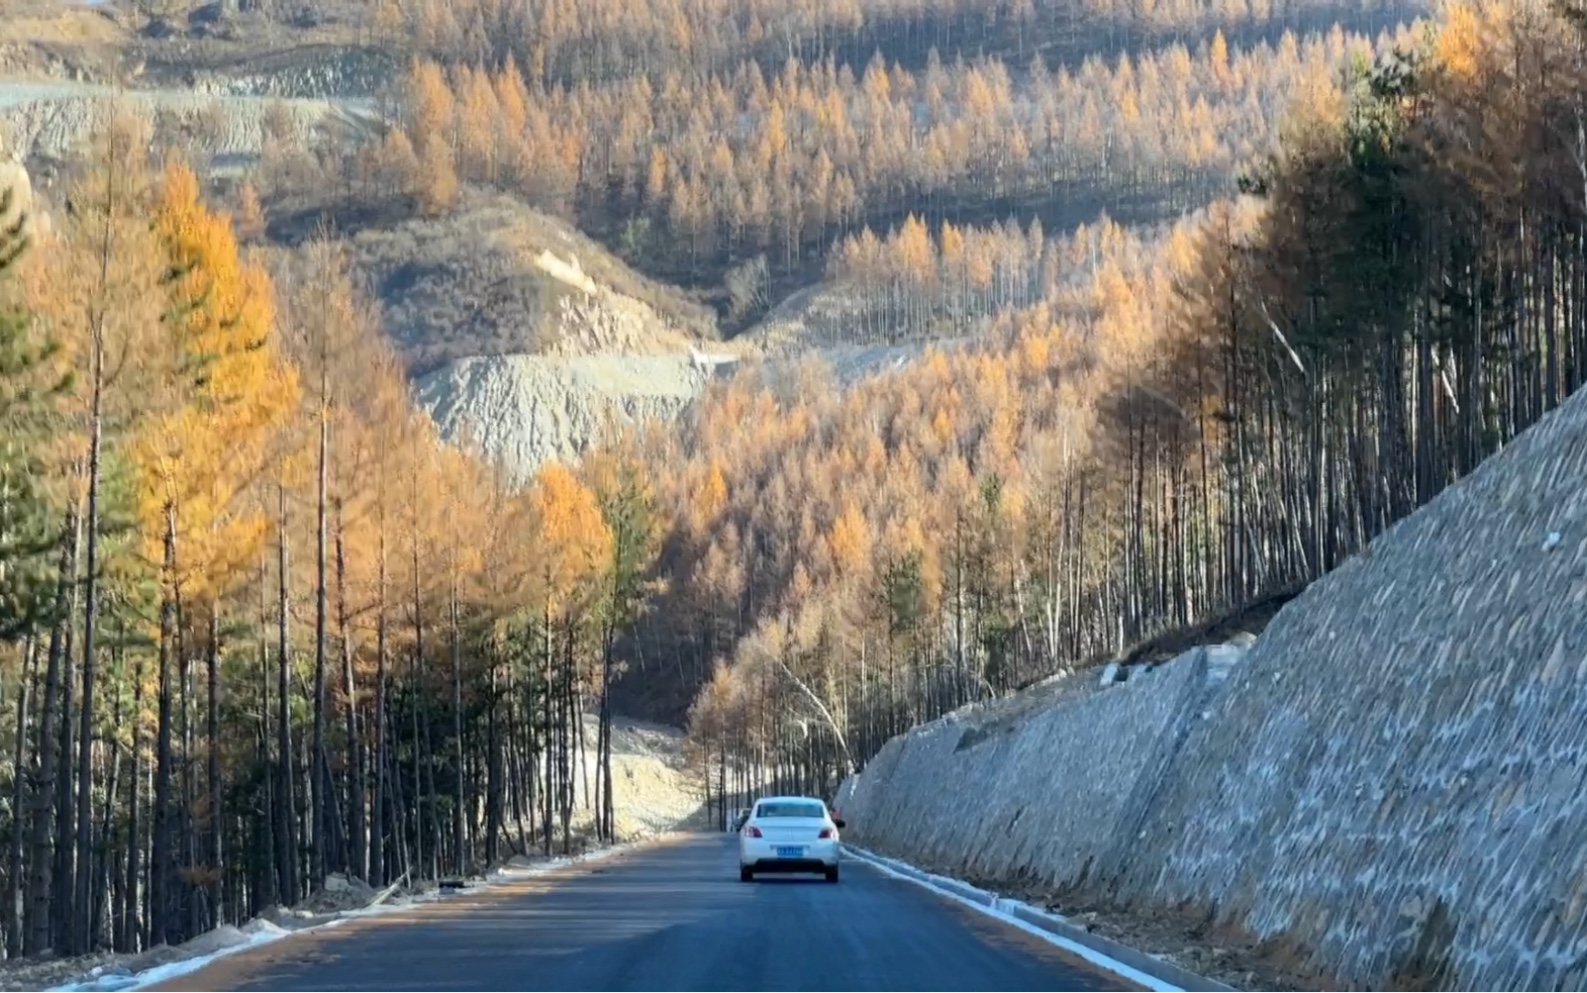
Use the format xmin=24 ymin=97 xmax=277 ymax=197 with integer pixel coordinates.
xmin=776 ymin=846 xmax=804 ymax=858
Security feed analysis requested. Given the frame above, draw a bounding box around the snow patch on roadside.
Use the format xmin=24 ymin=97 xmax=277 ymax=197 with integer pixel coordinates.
xmin=485 ymin=840 xmax=640 ymax=885
xmin=844 ymin=844 xmax=1187 ymax=993
xmin=44 ymin=842 xmax=648 ymax=993
xmin=47 ymin=920 xmax=292 ymax=993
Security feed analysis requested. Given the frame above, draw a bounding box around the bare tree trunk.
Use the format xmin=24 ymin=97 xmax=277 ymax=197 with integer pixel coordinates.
xmin=540 ymin=611 xmax=552 ymax=856
xmin=310 ymin=392 xmax=330 ymax=892
xmin=255 ymin=551 xmax=276 ymax=913
xmin=485 ymin=646 xmax=501 ymax=866
xmin=51 ymin=569 xmax=76 ymax=950
xmin=28 ymin=508 xmax=79 ymax=955
xmin=450 ymin=578 xmax=465 ymax=873
xmin=335 ymin=505 xmax=366 ymax=881
xmin=558 ymin=626 xmax=573 ymax=855
xmin=370 ymin=528 xmax=388 ymax=887
xmin=122 ymin=645 xmax=143 ymax=952
xmin=410 ymin=536 xmax=430 ymax=879
xmin=149 ymin=506 xmax=177 ymax=949
xmin=275 ymin=484 xmax=299 ymax=909
xmin=6 ymin=634 xmax=36 ymax=956
xmin=94 ymin=642 xmax=124 ymax=949
xmin=205 ymin=610 xmax=222 ymax=930
xmin=599 ymin=631 xmax=614 ymax=843
xmin=70 ymin=328 xmax=105 ymax=954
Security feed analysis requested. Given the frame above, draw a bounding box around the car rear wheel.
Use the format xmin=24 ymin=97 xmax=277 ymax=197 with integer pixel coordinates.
xmin=740 ymin=867 xmax=754 ymax=882
xmin=824 ymin=866 xmax=839 ymax=883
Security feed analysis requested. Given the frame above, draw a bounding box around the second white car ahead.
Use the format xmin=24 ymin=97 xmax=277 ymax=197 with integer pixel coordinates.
xmin=738 ymin=796 xmax=845 ymax=883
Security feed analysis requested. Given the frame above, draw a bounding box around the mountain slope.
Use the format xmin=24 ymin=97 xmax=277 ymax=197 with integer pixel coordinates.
xmin=413 ymin=354 xmax=724 ymax=484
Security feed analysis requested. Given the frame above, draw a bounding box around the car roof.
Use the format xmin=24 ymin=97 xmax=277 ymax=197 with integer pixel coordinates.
xmin=755 ymin=796 xmax=827 ymax=806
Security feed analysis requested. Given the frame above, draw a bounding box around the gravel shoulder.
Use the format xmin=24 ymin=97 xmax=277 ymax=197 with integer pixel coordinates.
xmin=959 ymin=873 xmax=1335 ymax=991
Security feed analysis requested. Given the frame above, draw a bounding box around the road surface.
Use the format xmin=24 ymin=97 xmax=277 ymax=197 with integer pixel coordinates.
xmin=150 ymin=835 xmax=1137 ymax=992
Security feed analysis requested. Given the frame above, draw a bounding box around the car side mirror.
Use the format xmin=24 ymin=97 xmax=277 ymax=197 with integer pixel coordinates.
xmin=833 ymin=818 xmax=846 ymax=830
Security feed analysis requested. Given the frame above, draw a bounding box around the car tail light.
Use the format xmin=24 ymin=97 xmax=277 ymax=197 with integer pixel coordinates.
xmin=818 ymin=828 xmax=835 ymax=839
xmin=745 ymin=826 xmax=762 ymax=837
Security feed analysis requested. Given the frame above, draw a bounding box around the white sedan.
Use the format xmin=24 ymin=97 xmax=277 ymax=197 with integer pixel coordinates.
xmin=738 ymin=796 xmax=846 ymax=883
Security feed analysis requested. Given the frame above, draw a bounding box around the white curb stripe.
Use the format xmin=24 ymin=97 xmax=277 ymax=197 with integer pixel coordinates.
xmin=844 ymin=844 xmax=1187 ymax=993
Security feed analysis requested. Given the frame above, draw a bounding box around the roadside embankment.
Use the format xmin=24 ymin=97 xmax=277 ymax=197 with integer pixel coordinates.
xmin=841 ymin=382 xmax=1587 ymax=991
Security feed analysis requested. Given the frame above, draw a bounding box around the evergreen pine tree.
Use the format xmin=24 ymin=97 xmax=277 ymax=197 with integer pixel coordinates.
xmin=0 ymin=184 xmax=73 ymax=642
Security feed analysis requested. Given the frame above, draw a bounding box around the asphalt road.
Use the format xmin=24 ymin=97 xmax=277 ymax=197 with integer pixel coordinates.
xmin=149 ymin=834 xmax=1135 ymax=992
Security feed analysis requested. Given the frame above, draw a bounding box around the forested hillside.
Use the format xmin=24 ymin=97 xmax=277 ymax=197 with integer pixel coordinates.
xmin=664 ymin=0 xmax=1587 ymax=797
xmin=378 ymin=22 xmax=1396 ymax=308
xmin=0 ymin=122 xmax=662 ymax=957
xmin=373 ymin=0 xmax=1422 ymax=87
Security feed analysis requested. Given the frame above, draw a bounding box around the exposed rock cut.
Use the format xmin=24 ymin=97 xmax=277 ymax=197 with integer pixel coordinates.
xmin=841 ymin=381 xmax=1587 ymax=991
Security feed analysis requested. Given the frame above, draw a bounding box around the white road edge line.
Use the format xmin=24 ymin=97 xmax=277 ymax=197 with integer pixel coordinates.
xmin=843 ymin=844 xmax=1185 ymax=993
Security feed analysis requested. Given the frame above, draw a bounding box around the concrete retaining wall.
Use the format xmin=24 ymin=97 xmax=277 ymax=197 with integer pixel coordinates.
xmin=840 ymin=384 xmax=1587 ymax=990
xmin=836 ymin=648 xmax=1236 ymax=889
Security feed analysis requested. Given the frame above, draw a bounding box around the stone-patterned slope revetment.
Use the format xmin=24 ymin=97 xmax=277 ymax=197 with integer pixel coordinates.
xmin=840 ymin=382 xmax=1587 ymax=991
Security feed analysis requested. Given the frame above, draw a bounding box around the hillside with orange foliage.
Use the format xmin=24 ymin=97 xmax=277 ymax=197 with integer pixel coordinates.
xmin=0 ymin=117 xmax=663 ymax=957
xmin=632 ymin=0 xmax=1587 ymax=808
xmin=380 ymin=23 xmax=1396 ymax=307
xmin=0 ymin=0 xmax=1578 ymax=977
xmin=372 ymin=0 xmax=1424 ymax=89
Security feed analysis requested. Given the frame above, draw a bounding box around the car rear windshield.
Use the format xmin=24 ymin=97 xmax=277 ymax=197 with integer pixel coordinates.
xmin=756 ymin=801 xmax=825 ymax=819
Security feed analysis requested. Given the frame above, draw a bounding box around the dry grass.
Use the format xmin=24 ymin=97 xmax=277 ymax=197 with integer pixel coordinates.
xmin=0 ymin=0 xmax=129 ymax=82
xmin=0 ymin=0 xmax=385 ymax=90
xmin=0 ymin=0 xmax=127 ymax=45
